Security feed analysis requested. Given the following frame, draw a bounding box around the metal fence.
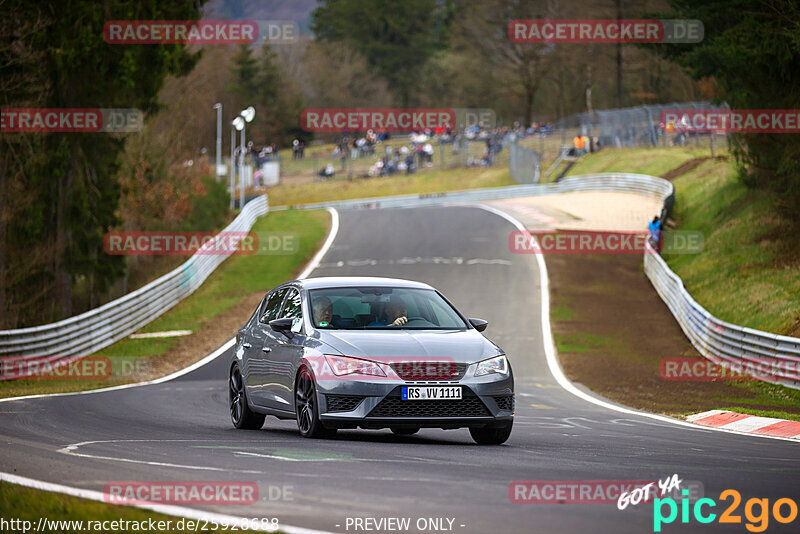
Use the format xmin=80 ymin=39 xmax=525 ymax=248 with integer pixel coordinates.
xmin=552 ymin=101 xmax=730 ymax=150
xmin=279 ymin=134 xmax=511 ymax=183
xmin=0 ymin=196 xmax=269 ymax=378
xmin=508 ymin=135 xmax=541 ymax=184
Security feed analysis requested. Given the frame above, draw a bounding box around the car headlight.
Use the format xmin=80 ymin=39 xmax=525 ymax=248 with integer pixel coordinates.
xmin=474 ymin=355 xmax=508 ymax=377
xmin=324 ymin=355 xmax=387 ymax=377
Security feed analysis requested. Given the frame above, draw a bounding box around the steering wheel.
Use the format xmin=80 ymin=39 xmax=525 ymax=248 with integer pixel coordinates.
xmin=402 ymin=316 xmax=434 ymax=327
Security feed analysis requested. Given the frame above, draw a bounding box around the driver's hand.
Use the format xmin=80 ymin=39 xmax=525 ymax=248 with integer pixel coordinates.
xmin=390 ymin=316 xmax=408 ymax=326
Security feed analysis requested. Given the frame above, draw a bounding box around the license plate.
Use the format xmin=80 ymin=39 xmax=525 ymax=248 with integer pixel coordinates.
xmin=402 ymin=386 xmax=461 ymax=400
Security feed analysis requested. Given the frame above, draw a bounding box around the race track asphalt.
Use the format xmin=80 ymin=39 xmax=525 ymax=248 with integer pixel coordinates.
xmin=1 ymin=205 xmax=798 ymax=533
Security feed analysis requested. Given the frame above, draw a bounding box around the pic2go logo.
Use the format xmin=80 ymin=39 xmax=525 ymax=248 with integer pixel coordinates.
xmin=653 ymin=489 xmax=798 ymax=532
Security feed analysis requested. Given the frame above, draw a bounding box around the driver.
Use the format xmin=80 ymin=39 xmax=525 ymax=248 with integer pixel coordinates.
xmin=312 ymin=296 xmax=334 ymax=327
xmin=370 ymin=296 xmax=408 ymax=327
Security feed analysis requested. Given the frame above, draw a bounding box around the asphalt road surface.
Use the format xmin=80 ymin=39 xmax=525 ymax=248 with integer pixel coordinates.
xmin=1 ymin=205 xmax=798 ymax=533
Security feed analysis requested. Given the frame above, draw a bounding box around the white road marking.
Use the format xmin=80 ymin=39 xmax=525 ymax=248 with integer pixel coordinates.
xmin=297 ymin=207 xmax=339 ymax=280
xmin=0 ymin=207 xmax=340 ymax=405
xmin=318 ymin=257 xmax=510 ymax=268
xmin=0 ymin=338 xmax=235 ymax=404
xmin=473 ymin=203 xmax=800 ymax=444
xmin=129 ymin=330 xmax=193 ymax=339
xmin=0 ymin=472 xmax=332 ymax=534
xmin=0 ymin=208 xmax=344 ymax=533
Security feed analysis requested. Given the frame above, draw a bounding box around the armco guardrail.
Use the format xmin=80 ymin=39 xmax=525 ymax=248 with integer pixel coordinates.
xmin=279 ymin=172 xmax=674 ymax=216
xmin=644 ymin=249 xmax=800 ymax=389
xmin=283 ymin=173 xmax=799 ymax=388
xmin=0 ymin=196 xmax=269 ymax=376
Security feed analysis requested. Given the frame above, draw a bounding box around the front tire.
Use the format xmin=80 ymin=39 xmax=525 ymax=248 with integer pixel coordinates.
xmin=295 ymin=366 xmax=336 ymax=439
xmin=469 ymin=420 xmax=512 ymax=445
xmin=229 ymin=365 xmax=265 ymax=430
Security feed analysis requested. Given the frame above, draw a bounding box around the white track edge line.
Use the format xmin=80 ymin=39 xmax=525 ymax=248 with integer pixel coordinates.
xmin=298 ymin=208 xmax=339 ymax=280
xmin=0 ymin=207 xmax=340 ymax=405
xmin=0 ymin=207 xmax=343 ymax=532
xmin=473 ymin=203 xmax=800 ymax=444
xmin=0 ymin=472 xmax=333 ymax=534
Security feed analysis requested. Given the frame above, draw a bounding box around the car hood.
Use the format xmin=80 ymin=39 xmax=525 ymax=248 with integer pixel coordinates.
xmin=316 ymin=329 xmax=501 ymax=364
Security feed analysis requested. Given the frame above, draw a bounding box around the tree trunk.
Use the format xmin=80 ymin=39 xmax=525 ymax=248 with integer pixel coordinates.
xmin=524 ymin=84 xmax=535 ymax=127
xmin=0 ymin=147 xmax=7 ymax=327
xmin=616 ymin=0 xmax=623 ymax=108
xmin=55 ymin=161 xmax=73 ymax=319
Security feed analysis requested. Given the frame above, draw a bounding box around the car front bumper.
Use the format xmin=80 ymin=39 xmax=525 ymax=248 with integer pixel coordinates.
xmin=315 ymin=372 xmax=514 ymax=430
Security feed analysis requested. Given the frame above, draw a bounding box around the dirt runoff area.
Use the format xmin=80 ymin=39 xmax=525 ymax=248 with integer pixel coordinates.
xmin=489 ymin=191 xmax=800 ymax=418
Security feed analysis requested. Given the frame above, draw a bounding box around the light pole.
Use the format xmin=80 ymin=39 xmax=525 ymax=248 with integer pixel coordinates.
xmin=232 ymin=116 xmax=244 ymax=210
xmin=213 ymin=103 xmax=222 ymax=183
xmin=237 ymin=106 xmax=255 ymax=210
xmin=230 ymin=120 xmax=239 ymax=210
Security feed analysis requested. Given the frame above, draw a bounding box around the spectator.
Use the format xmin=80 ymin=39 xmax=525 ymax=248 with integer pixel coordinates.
xmin=318 ymin=163 xmax=335 ymax=180
xmin=648 ymin=216 xmax=663 ymax=252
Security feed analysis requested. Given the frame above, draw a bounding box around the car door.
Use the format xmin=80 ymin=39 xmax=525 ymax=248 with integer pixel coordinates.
xmin=244 ymin=287 xmax=287 ymax=407
xmin=264 ymin=287 xmax=306 ymax=410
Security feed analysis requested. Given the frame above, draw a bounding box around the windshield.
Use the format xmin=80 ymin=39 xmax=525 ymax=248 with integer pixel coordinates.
xmin=308 ymin=287 xmax=467 ymax=330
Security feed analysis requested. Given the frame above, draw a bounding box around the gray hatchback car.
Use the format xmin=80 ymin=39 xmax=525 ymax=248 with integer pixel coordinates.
xmin=230 ymin=277 xmax=514 ymax=444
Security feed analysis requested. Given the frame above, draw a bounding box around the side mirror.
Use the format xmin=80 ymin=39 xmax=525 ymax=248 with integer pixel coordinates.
xmin=269 ymin=317 xmax=294 ymax=337
xmin=469 ymin=318 xmax=488 ymax=332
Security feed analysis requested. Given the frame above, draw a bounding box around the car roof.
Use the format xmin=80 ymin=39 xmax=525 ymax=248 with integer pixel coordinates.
xmin=289 ymin=277 xmax=435 ymax=291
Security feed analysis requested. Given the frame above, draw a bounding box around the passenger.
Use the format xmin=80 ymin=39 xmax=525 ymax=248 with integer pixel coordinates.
xmin=312 ymin=297 xmax=334 ymax=327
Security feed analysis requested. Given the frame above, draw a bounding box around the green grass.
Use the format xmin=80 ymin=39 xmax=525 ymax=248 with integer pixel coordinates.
xmin=99 ymin=209 xmax=329 ymax=358
xmin=551 ymin=302 xmax=575 ymax=321
xmin=0 ymin=482 xmax=257 ymax=533
xmin=565 ymin=146 xmax=720 ymax=178
xmin=664 ymin=160 xmax=800 ymax=335
xmin=554 ymin=332 xmax=612 ymax=353
xmin=564 ymin=145 xmax=799 ymax=335
xmin=553 ymin=145 xmax=800 ymax=420
xmin=266 ymin=166 xmax=514 ymax=207
xmin=0 ymin=209 xmax=330 ymax=399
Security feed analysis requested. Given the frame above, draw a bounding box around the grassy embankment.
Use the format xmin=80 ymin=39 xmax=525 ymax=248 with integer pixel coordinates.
xmin=554 ymin=146 xmax=800 ymax=420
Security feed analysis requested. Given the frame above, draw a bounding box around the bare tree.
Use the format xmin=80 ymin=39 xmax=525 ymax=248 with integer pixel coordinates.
xmin=453 ymin=0 xmax=557 ymax=126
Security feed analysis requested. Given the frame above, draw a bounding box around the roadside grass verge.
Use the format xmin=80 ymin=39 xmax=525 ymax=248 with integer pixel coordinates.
xmin=565 ymin=146 xmax=799 ymax=336
xmin=0 ymin=209 xmax=330 ymax=399
xmin=549 ymin=271 xmax=800 ymax=421
xmin=265 ymin=166 xmax=513 ymax=207
xmin=565 ymin=146 xmax=722 ymax=178
xmin=665 ymin=160 xmax=800 ymax=335
xmin=0 ymin=481 xmax=254 ymax=533
xmin=549 ymin=145 xmax=800 ymax=421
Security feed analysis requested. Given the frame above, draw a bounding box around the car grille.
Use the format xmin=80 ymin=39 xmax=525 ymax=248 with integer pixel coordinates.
xmin=325 ymin=394 xmax=365 ymax=413
xmin=368 ymin=396 xmax=490 ymax=418
xmin=493 ymin=395 xmax=515 ymax=412
xmin=390 ymin=361 xmax=468 ymax=381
